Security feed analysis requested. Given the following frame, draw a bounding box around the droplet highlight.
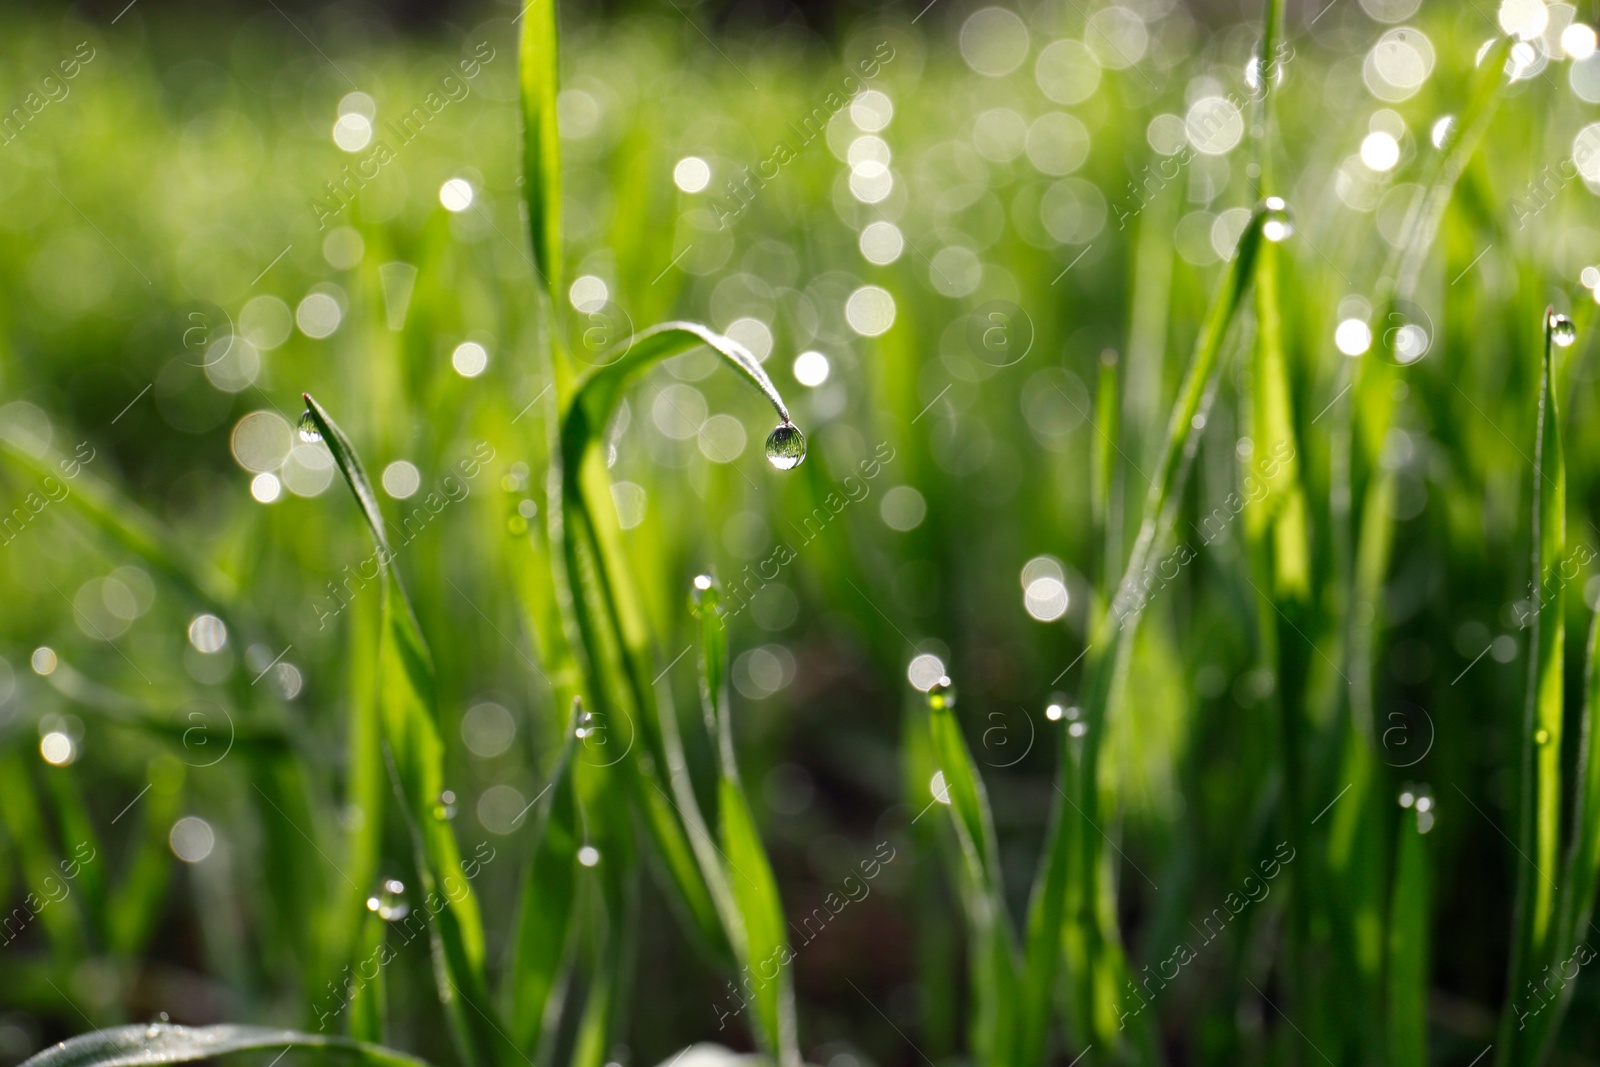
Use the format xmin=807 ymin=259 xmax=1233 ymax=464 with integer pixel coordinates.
xmin=1550 ymin=312 xmax=1578 ymax=349
xmin=1259 ymin=196 xmax=1294 ymax=243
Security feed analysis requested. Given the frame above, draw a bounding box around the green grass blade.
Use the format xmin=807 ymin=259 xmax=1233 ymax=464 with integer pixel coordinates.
xmin=1387 ymin=806 xmax=1430 ymax=1067
xmin=693 ymin=578 xmax=800 ymax=1067
xmin=506 ymin=702 xmax=584 ymax=1053
xmin=15 ymin=1024 xmax=436 ymax=1067
xmin=519 ymin=0 xmax=562 ymax=311
xmin=923 ymin=681 xmax=1019 ymax=1066
xmin=553 ymin=321 xmax=798 ymax=963
xmin=301 ymin=394 xmax=501 ymax=1067
xmin=1026 ymin=207 xmax=1271 ymax=1057
xmin=1498 ymin=311 xmax=1568 ymax=1067
xmin=1539 ymin=604 xmax=1600 ymax=1061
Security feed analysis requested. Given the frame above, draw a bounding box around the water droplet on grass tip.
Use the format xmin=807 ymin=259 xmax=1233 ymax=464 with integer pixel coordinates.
xmin=765 ymin=421 xmax=806 ymax=470
xmin=1550 ymin=312 xmax=1577 ymax=348
xmin=297 ymin=410 xmax=322 ymax=443
xmin=691 ymin=574 xmax=720 ymax=616
xmin=1259 ymin=197 xmax=1294 ymax=242
xmin=928 ymin=676 xmax=956 ymax=710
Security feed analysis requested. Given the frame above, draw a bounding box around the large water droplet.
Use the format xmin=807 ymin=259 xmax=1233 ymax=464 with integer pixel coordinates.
xmin=1550 ymin=312 xmax=1578 ymax=348
xmin=1259 ymin=196 xmax=1294 ymax=243
xmin=297 ymin=410 xmax=322 ymax=443
xmin=765 ymin=421 xmax=806 ymax=470
xmin=928 ymin=676 xmax=956 ymax=711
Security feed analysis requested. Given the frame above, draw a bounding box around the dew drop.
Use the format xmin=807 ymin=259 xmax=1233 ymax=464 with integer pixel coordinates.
xmin=577 ymin=845 xmax=601 ymax=867
xmin=432 ymin=790 xmax=458 ymax=821
xmin=1259 ymin=196 xmax=1294 ymax=242
xmin=1536 ymin=728 xmax=1551 ymax=745
xmin=928 ymin=676 xmax=956 ymax=711
xmin=764 ymin=421 xmax=806 ymax=470
xmin=366 ymin=877 xmax=410 ymax=921
xmin=297 ymin=410 xmax=322 ymax=443
xmin=690 ymin=573 xmax=720 ymax=616
xmin=1550 ymin=313 xmax=1578 ymax=348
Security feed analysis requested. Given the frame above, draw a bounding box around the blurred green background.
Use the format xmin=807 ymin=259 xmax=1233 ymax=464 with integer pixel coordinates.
xmin=5 ymin=0 xmax=1600 ymax=1064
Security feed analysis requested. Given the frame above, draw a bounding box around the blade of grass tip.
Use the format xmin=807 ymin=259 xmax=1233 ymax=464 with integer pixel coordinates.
xmin=692 ymin=577 xmax=801 ymax=1067
xmin=13 ymin=1024 xmax=438 ymax=1067
xmin=552 ymin=322 xmax=798 ymax=962
xmin=301 ymin=394 xmax=502 ymax=1067
xmin=519 ymin=0 xmax=563 ymax=318
xmin=1498 ymin=311 xmax=1568 ymax=1067
xmin=920 ymin=678 xmax=1020 ymax=1067
xmin=1028 ymin=207 xmax=1271 ymax=1058
xmin=1387 ymin=803 xmax=1431 ymax=1067
xmin=506 ymin=700 xmax=584 ymax=1053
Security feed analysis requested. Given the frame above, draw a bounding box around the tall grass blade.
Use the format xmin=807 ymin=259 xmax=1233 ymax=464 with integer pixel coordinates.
xmin=301 ymin=394 xmax=501 ymax=1067
xmin=1026 ymin=206 xmax=1271 ymax=1056
xmin=518 ymin=0 xmax=562 ymax=312
xmin=1498 ymin=311 xmax=1568 ymax=1067
xmin=922 ymin=681 xmax=1019 ymax=1066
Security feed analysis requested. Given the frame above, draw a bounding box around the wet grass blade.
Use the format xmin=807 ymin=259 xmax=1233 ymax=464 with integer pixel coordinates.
xmin=922 ymin=681 xmax=1020 ymax=1066
xmin=15 ymin=1024 xmax=436 ymax=1067
xmin=693 ymin=578 xmax=800 ymax=1067
xmin=301 ymin=394 xmax=501 ymax=1067
xmin=553 ymin=322 xmax=797 ymax=964
xmin=1498 ymin=311 xmax=1567 ymax=1067
xmin=1025 ymin=207 xmax=1271 ymax=1058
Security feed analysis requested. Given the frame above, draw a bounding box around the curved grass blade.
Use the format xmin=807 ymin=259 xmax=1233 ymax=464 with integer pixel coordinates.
xmin=693 ymin=578 xmax=800 ymax=1067
xmin=518 ymin=0 xmax=562 ymax=310
xmin=552 ymin=322 xmax=798 ymax=963
xmin=16 ymin=1024 xmax=436 ymax=1067
xmin=300 ymin=394 xmax=500 ymax=1067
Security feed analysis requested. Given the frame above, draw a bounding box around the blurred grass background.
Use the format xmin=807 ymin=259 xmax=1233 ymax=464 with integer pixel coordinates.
xmin=4 ymin=0 xmax=1600 ymax=1064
